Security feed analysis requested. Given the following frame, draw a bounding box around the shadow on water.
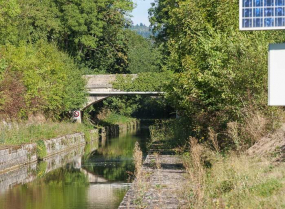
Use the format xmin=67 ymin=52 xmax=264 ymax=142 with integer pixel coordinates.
xmin=0 ymin=127 xmax=150 ymax=209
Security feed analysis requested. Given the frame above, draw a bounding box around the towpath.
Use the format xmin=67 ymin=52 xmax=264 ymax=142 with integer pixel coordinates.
xmin=119 ymin=141 xmax=188 ymax=209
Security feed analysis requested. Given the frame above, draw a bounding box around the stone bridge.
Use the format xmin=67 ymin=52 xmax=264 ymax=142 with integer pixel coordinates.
xmin=73 ymin=74 xmax=164 ymax=122
xmin=84 ymin=74 xmax=164 ymax=108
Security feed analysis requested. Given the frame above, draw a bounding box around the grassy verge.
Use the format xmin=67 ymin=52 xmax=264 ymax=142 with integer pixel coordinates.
xmin=102 ymin=112 xmax=135 ymax=125
xmin=182 ymin=141 xmax=285 ymax=208
xmin=0 ymin=122 xmax=92 ymax=146
xmin=149 ymin=120 xmax=285 ymax=209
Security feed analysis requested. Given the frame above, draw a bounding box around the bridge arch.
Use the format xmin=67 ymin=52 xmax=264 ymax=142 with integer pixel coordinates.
xmin=73 ymin=74 xmax=165 ymax=122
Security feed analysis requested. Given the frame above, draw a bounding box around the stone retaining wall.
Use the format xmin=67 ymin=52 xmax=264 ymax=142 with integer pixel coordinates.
xmin=105 ymin=120 xmax=140 ymax=138
xmin=42 ymin=146 xmax=85 ymax=174
xmin=0 ymin=120 xmax=139 ymax=174
xmin=0 ymin=163 xmax=37 ymax=193
xmin=0 ymin=130 xmax=98 ymax=173
xmin=43 ymin=133 xmax=86 ymax=159
xmin=0 ymin=145 xmax=85 ymax=193
xmin=0 ymin=143 xmax=37 ymax=173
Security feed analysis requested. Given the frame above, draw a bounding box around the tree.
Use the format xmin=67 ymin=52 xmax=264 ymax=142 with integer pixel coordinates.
xmin=0 ymin=41 xmax=86 ymax=120
xmin=0 ymin=0 xmax=21 ymax=44
xmin=124 ymin=29 xmax=162 ymax=73
xmin=0 ymin=0 xmax=134 ymax=73
xmin=150 ymin=0 xmax=285 ymax=137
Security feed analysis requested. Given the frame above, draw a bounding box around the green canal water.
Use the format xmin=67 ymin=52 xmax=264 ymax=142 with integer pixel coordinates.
xmin=0 ymin=128 xmax=150 ymax=209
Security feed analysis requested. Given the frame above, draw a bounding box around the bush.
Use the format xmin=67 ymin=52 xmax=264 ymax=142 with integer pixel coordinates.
xmin=0 ymin=41 xmax=86 ymax=120
xmin=151 ymin=0 xmax=285 ymax=146
xmin=113 ymin=72 xmax=173 ymax=92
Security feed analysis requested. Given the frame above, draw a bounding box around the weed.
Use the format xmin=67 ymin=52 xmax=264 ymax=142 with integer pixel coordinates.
xmin=208 ymin=127 xmax=219 ymax=152
xmin=37 ymin=161 xmax=47 ymax=177
xmin=36 ymin=140 xmax=47 ymax=160
xmin=133 ymin=142 xmax=143 ymax=178
xmin=183 ymin=152 xmax=285 ymax=208
xmin=130 ymin=142 xmax=151 ymax=208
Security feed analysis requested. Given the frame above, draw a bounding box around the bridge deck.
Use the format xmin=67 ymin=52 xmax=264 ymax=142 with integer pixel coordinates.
xmin=88 ymin=91 xmax=165 ymax=95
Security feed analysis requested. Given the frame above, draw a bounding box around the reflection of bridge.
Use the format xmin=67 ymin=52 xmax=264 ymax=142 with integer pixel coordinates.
xmin=80 ymin=168 xmax=108 ymax=183
xmin=74 ymin=74 xmax=165 ymax=123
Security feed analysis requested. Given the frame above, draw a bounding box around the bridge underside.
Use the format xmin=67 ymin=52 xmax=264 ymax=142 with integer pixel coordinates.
xmin=73 ymin=75 xmax=165 ymax=122
xmin=85 ymin=92 xmax=164 ymax=109
xmin=85 ymin=95 xmax=109 ymax=109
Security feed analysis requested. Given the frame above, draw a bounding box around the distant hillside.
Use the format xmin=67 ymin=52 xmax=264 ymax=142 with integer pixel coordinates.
xmin=130 ymin=24 xmax=152 ymax=38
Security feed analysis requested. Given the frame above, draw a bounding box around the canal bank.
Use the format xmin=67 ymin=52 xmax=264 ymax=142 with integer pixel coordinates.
xmin=0 ymin=119 xmax=148 ymax=209
xmin=0 ymin=120 xmax=139 ymax=174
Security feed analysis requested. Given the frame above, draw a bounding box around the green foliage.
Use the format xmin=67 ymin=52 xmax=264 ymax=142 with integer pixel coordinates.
xmin=0 ymin=0 xmax=21 ymax=44
xmin=0 ymin=0 xmax=134 ymax=74
xmin=124 ymin=29 xmax=162 ymax=73
xmin=103 ymin=97 xmax=140 ymax=116
xmin=36 ymin=140 xmax=47 ymax=160
xmin=0 ymin=0 xmax=139 ymax=120
xmin=150 ymin=0 xmax=285 ymax=139
xmin=0 ymin=41 xmax=86 ymax=119
xmin=113 ymin=72 xmax=173 ymax=92
xmin=103 ymin=72 xmax=173 ymax=117
xmin=83 ymin=130 xmax=92 ymax=144
xmin=37 ymin=161 xmax=48 ymax=177
xmin=149 ymin=119 xmax=192 ymax=146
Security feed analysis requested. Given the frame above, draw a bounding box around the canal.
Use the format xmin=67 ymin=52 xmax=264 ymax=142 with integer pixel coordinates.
xmin=0 ymin=127 xmax=150 ymax=209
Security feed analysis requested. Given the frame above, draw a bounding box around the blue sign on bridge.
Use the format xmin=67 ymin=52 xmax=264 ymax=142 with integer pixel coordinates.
xmin=240 ymin=0 xmax=285 ymax=30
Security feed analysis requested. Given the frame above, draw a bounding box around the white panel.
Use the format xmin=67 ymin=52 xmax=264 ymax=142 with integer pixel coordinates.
xmin=269 ymin=43 xmax=285 ymax=105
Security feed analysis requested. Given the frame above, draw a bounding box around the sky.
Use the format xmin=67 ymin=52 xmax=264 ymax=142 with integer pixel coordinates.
xmin=131 ymin=0 xmax=154 ymax=26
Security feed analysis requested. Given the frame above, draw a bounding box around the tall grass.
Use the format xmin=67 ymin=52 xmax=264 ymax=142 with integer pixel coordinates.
xmin=149 ymin=118 xmax=285 ymax=208
xmin=182 ymin=140 xmax=285 ymax=208
xmin=131 ymin=142 xmax=150 ymax=208
xmin=0 ymin=122 xmax=90 ymax=145
xmin=133 ymin=142 xmax=143 ymax=179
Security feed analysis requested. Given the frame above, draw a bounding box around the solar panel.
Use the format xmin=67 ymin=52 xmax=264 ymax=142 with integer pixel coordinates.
xmin=240 ymin=0 xmax=285 ymax=30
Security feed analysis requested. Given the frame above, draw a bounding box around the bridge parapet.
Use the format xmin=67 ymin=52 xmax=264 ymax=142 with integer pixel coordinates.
xmin=84 ymin=74 xmax=137 ymax=91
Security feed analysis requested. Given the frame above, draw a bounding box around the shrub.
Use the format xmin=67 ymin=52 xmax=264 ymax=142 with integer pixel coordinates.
xmin=0 ymin=41 xmax=86 ymax=120
xmin=151 ymin=0 xmax=285 ymax=147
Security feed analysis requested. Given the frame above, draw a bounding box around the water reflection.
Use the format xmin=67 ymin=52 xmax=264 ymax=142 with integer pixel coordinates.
xmin=0 ymin=128 xmax=149 ymax=209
